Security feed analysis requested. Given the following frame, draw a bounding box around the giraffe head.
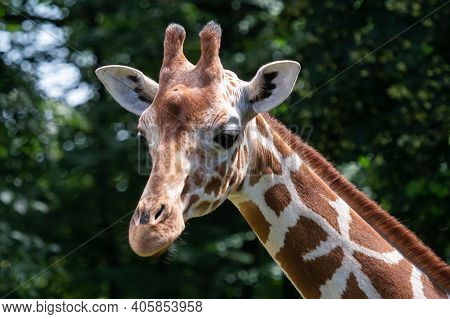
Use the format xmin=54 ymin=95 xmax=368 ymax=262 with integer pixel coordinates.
xmin=96 ymin=22 xmax=300 ymax=257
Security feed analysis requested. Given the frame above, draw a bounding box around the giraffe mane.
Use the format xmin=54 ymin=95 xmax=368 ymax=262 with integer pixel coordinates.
xmin=262 ymin=113 xmax=450 ymax=292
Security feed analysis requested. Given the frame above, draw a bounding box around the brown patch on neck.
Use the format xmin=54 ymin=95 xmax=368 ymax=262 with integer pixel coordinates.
xmin=275 ymin=216 xmax=344 ymax=298
xmin=263 ymin=113 xmax=450 ymax=292
xmin=238 ymin=200 xmax=271 ymax=244
xmin=421 ymin=273 xmax=447 ymax=298
xmin=290 ymin=164 xmax=340 ymax=232
xmin=255 ymin=115 xmax=292 ymax=157
xmin=250 ymin=139 xmax=282 ymax=176
xmin=264 ymin=183 xmax=291 ymax=216
xmin=255 ymin=115 xmax=269 ymax=138
xmin=272 ymin=131 xmax=293 ymax=158
xmin=349 ymin=211 xmax=392 ymax=253
xmin=247 ymin=141 xmax=283 ymax=187
xmin=341 ymin=273 xmax=368 ymax=299
xmin=353 ymin=252 xmax=413 ymax=298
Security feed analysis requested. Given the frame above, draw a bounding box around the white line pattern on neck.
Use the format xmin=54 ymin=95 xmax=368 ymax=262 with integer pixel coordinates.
xmin=230 ymin=117 xmax=431 ymax=298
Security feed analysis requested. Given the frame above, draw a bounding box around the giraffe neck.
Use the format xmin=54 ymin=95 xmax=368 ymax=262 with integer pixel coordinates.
xmin=229 ymin=114 xmax=446 ymax=298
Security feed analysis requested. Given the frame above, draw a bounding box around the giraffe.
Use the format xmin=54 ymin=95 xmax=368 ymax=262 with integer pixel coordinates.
xmin=95 ymin=21 xmax=450 ymax=298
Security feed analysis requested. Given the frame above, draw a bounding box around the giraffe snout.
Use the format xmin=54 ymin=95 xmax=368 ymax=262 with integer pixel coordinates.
xmin=129 ymin=200 xmax=185 ymax=257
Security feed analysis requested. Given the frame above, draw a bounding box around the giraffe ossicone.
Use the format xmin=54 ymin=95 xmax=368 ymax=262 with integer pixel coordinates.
xmin=96 ymin=21 xmax=450 ymax=298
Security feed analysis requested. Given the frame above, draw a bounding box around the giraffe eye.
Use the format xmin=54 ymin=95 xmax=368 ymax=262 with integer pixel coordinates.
xmin=214 ymin=131 xmax=239 ymax=149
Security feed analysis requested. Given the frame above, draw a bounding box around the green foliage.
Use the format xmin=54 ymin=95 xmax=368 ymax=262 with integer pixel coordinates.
xmin=0 ymin=0 xmax=448 ymax=298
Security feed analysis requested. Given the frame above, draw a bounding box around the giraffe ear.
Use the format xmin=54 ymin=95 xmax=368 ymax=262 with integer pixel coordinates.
xmin=244 ymin=61 xmax=300 ymax=113
xmin=95 ymin=65 xmax=158 ymax=116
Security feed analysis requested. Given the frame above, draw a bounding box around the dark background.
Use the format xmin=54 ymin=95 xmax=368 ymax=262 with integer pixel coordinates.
xmin=0 ymin=0 xmax=448 ymax=298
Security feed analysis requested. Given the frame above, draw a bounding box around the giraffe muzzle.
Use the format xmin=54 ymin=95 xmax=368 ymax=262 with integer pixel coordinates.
xmin=129 ymin=201 xmax=185 ymax=257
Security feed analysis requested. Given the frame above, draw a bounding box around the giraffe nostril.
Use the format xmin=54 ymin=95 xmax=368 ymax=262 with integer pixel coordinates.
xmin=137 ymin=205 xmax=166 ymax=225
xmin=139 ymin=211 xmax=150 ymax=225
xmin=154 ymin=205 xmax=165 ymax=222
